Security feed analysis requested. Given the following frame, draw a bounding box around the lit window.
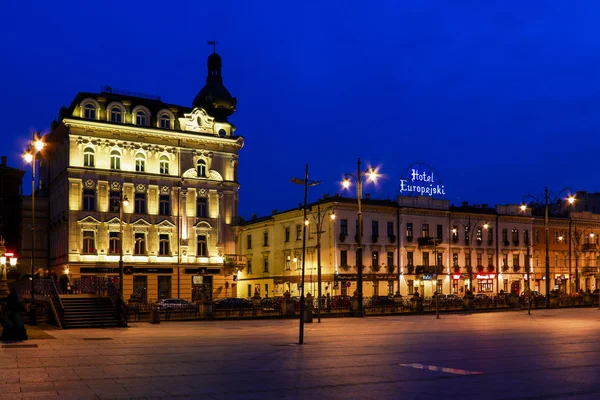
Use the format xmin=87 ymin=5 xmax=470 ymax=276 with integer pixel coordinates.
xmin=159 ymin=155 xmax=169 ymax=174
xmin=134 ymin=193 xmax=146 ymax=214
xmin=82 ymin=189 xmax=95 ymax=211
xmin=197 ymin=234 xmax=208 ymax=256
xmin=159 ymin=195 xmax=170 ymax=216
xmin=110 ymin=107 xmax=122 ymax=123
xmin=135 ymin=153 xmax=145 ymax=172
xmin=110 ymin=150 xmax=121 ymax=170
xmin=263 ymin=258 xmax=269 ymax=273
xmin=160 ymin=114 xmax=171 ymax=129
xmin=136 ymin=111 xmax=147 ymax=126
xmin=109 ymin=232 xmax=120 ymax=255
xmin=82 ymin=231 xmax=95 ymax=254
xmin=197 ymin=159 xmax=207 ymax=177
xmin=84 ymin=104 xmax=96 ymax=119
xmin=109 ymin=191 xmax=121 ymax=212
xmin=159 ymin=234 xmax=170 ymax=256
xmin=83 ymin=147 xmax=95 ymax=167
xmin=196 ymin=197 xmax=207 ymax=218
xmin=134 ymin=232 xmax=146 ymax=255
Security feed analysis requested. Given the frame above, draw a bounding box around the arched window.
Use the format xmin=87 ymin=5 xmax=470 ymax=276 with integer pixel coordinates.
xmin=82 ymin=231 xmax=95 ymax=254
xmin=136 ymin=111 xmax=147 ymax=126
xmin=197 ymin=159 xmax=207 ymax=178
xmin=160 ymin=114 xmax=171 ymax=129
xmin=83 ymin=147 xmax=95 ymax=167
xmin=159 ymin=234 xmax=170 ymax=256
xmin=110 ymin=150 xmax=121 ymax=170
xmin=159 ymin=155 xmax=169 ymax=174
xmin=110 ymin=107 xmax=122 ymax=123
xmin=135 ymin=153 xmax=145 ymax=172
xmin=84 ymin=104 xmax=96 ymax=119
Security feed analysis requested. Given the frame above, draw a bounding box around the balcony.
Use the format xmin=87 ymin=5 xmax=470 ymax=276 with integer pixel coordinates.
xmin=417 ymin=237 xmax=441 ymax=249
xmin=224 ymin=254 xmax=246 ymax=268
xmin=415 ymin=265 xmax=444 ymax=275
xmin=582 ymin=266 xmax=599 ymax=275
xmin=581 ymin=243 xmax=597 ymax=252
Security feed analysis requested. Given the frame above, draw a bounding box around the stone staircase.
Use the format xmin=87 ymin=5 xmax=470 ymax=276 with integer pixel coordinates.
xmin=61 ymin=296 xmax=120 ymax=328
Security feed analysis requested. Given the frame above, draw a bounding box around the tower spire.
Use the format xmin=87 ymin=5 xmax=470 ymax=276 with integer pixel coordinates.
xmin=207 ymin=40 xmax=218 ymax=53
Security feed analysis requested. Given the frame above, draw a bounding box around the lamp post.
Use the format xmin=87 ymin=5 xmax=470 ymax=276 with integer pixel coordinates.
xmin=450 ymin=217 xmax=490 ymax=292
xmin=291 ymin=164 xmax=321 ymax=345
xmin=521 ymin=188 xmax=574 ymax=308
xmin=119 ymin=195 xmax=130 ymax=297
xmin=306 ymin=204 xmax=336 ymax=323
xmin=342 ymin=157 xmax=379 ymax=317
xmin=23 ymin=132 xmax=45 ymax=326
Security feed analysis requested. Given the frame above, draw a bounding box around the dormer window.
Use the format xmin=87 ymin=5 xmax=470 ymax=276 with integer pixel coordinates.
xmin=84 ymin=104 xmax=96 ymax=119
xmin=110 ymin=150 xmax=121 ymax=170
xmin=136 ymin=111 xmax=147 ymax=126
xmin=160 ymin=114 xmax=171 ymax=129
xmin=197 ymin=159 xmax=207 ymax=178
xmin=83 ymin=147 xmax=95 ymax=167
xmin=135 ymin=153 xmax=146 ymax=172
xmin=110 ymin=107 xmax=122 ymax=123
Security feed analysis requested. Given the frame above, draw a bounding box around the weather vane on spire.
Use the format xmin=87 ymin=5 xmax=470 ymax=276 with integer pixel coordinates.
xmin=207 ymin=40 xmax=218 ymax=53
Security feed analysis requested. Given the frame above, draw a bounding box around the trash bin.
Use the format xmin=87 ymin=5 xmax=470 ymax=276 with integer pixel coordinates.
xmin=303 ymin=309 xmax=313 ymax=323
xmin=150 ymin=307 xmax=161 ymax=324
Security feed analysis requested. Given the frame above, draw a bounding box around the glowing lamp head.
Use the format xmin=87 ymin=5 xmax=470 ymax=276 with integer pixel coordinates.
xmin=483 ymin=223 xmax=489 ymax=230
xmin=9 ymin=257 xmax=17 ymax=267
xmin=330 ymin=212 xmax=336 ymax=221
xmin=0 ymin=256 xmax=5 ymax=266
xmin=23 ymin=153 xmax=33 ymax=163
xmin=64 ymin=266 xmax=70 ymax=275
xmin=567 ymin=196 xmax=575 ymax=205
xmin=122 ymin=196 xmax=130 ymax=208
xmin=304 ymin=219 xmax=309 ymax=226
xmin=367 ymin=167 xmax=378 ymax=182
xmin=520 ymin=204 xmax=527 ymax=212
xmin=451 ymin=228 xmax=457 ymax=235
xmin=34 ymin=140 xmax=45 ymax=152
xmin=293 ymin=257 xmax=298 ymax=263
xmin=558 ymin=235 xmax=564 ymax=242
xmin=342 ymin=179 xmax=351 ymax=189
xmin=590 ymin=233 xmax=595 ymax=238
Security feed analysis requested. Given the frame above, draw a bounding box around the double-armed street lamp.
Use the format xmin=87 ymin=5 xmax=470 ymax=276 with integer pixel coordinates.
xmin=341 ymin=157 xmax=379 ymax=317
xmin=305 ymin=204 xmax=336 ymax=323
xmin=23 ymin=132 xmax=45 ymax=326
xmin=521 ymin=187 xmax=574 ymax=308
xmin=119 ymin=195 xmax=130 ymax=297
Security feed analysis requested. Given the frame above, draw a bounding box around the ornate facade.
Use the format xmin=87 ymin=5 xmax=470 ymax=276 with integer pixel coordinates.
xmin=41 ymin=49 xmax=244 ymax=302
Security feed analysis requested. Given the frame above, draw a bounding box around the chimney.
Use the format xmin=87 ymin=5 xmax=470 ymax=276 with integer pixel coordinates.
xmin=462 ymin=201 xmax=468 ymax=207
xmin=365 ymin=193 xmax=371 ymax=200
xmin=251 ymin=213 xmax=257 ymax=220
xmin=271 ymin=209 xmax=278 ymax=215
xmin=1 ymin=156 xmax=6 ymax=166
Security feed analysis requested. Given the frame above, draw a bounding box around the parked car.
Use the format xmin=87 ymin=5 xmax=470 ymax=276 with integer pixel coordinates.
xmin=156 ymin=298 xmax=196 ymax=310
xmin=213 ymin=297 xmax=253 ymax=310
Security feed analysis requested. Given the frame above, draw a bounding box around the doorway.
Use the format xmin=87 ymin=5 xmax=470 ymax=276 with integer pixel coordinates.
xmin=133 ymin=276 xmax=148 ymax=303
xmin=510 ymin=280 xmax=521 ymax=295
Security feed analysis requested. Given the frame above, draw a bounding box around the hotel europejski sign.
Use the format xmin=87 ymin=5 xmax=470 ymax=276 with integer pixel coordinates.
xmin=398 ymin=163 xmax=446 ymax=197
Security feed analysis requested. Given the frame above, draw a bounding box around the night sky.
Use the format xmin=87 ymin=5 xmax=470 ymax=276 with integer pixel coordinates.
xmin=2 ymin=1 xmax=599 ymax=218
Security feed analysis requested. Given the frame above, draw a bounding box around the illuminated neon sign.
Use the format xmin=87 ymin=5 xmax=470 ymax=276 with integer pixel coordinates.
xmin=398 ymin=163 xmax=446 ymax=198
xmin=476 ymin=274 xmax=496 ymax=279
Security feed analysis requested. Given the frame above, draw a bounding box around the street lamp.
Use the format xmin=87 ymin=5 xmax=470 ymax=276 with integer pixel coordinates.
xmin=341 ymin=157 xmax=379 ymax=317
xmin=119 ymin=195 xmax=130 ymax=297
xmin=291 ymin=164 xmax=322 ymax=345
xmin=23 ymin=132 xmax=45 ymax=326
xmin=306 ymin=204 xmax=335 ymax=323
xmin=522 ymin=187 xmax=573 ymax=308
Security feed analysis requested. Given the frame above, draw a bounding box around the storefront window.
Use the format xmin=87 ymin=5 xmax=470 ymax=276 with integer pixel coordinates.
xmin=158 ymin=276 xmax=171 ymax=299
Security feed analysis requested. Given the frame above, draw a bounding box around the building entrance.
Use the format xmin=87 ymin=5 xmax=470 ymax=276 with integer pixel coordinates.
xmin=133 ymin=276 xmax=147 ymax=303
xmin=192 ymin=275 xmax=213 ymax=301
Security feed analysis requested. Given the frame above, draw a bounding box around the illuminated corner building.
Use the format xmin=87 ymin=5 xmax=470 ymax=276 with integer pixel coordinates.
xmin=40 ymin=49 xmax=245 ymax=302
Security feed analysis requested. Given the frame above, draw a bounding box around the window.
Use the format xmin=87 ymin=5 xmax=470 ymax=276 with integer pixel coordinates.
xmin=503 ymin=254 xmax=508 ymax=268
xmin=372 ymin=251 xmax=379 ymax=266
xmin=110 ymin=107 xmax=122 ymax=123
xmin=160 ymin=114 xmax=171 ymax=129
xmin=340 ymin=219 xmax=348 ymax=235
xmin=158 ymin=276 xmax=171 ymax=300
xmin=84 ymin=103 xmax=96 ymax=119
xmin=109 ymin=232 xmax=119 ymax=255
xmin=263 ymin=258 xmax=269 ymax=273
xmin=134 ymin=232 xmax=146 ymax=255
xmin=82 ymin=189 xmax=95 ymax=211
xmin=296 ymin=225 xmax=302 ymax=240
xmin=159 ymin=195 xmax=170 ymax=216
xmin=388 ymin=280 xmax=395 ymax=296
xmin=265 ymin=284 xmax=269 ymax=296
xmin=488 ymin=228 xmax=494 ymax=243
xmin=513 ymin=254 xmax=520 ymax=267
xmin=476 ymin=227 xmax=483 ymax=242
xmin=488 ymin=254 xmax=493 ymax=267
xmin=406 ymin=223 xmax=413 ymax=238
xmin=82 ymin=231 xmax=95 ymax=254
xmin=512 ymin=229 xmax=519 ymax=244
xmin=110 ymin=150 xmax=121 ymax=170
xmin=247 ymin=284 xmax=252 ymax=297
xmin=246 ymin=234 xmax=252 ymax=250
xmin=524 ymin=230 xmax=530 ymax=245
xmin=263 ymin=231 xmax=269 ymax=246
xmin=387 ymin=222 xmax=394 ymax=237
xmin=422 ymin=224 xmax=429 ymax=237
xmin=407 ymin=251 xmax=414 ymax=266
xmin=422 ymin=252 xmax=429 ymax=266
xmin=134 ymin=193 xmax=146 ymax=214
xmin=284 ymin=227 xmax=290 ymax=242
xmin=387 ymin=251 xmax=394 ymax=267
xmin=476 ymin=253 xmax=483 ymax=266
xmin=372 ymin=221 xmax=379 ymax=237
xmin=437 ymin=252 xmax=443 ymax=266
xmin=407 ymin=280 xmax=414 ymax=295
xmin=197 ymin=159 xmax=207 ymax=177
xmin=136 ymin=111 xmax=147 ymax=126
xmin=465 ymin=225 xmax=470 ymax=243
xmin=247 ymin=260 xmax=253 ymax=274
xmin=196 ymin=197 xmax=208 ymax=218
xmin=453 ymin=253 xmax=459 ymax=267
xmin=436 ymin=225 xmax=443 ymax=240
xmin=340 ymin=250 xmax=348 ymax=266
xmin=437 ymin=279 xmax=443 ymax=293
xmin=452 ymin=226 xmax=459 ymax=241
xmin=159 ymin=234 xmax=170 ymax=256
xmin=285 ymin=255 xmax=291 ymax=270
xmin=83 ymin=147 xmax=95 ymax=167
xmin=465 ymin=253 xmax=471 ymax=267
xmin=159 ymin=155 xmax=169 ymax=174
xmin=535 ymin=229 xmax=540 ymax=244
xmin=110 ymin=191 xmax=121 ymax=212
xmin=502 ymin=229 xmax=508 ymax=243
xmin=554 ymin=255 xmax=559 ymax=267
xmin=135 ymin=153 xmax=146 ymax=172
xmin=197 ymin=234 xmax=208 ymax=256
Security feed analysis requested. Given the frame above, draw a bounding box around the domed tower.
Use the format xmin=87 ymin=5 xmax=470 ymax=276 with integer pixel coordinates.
xmin=192 ymin=45 xmax=237 ymax=122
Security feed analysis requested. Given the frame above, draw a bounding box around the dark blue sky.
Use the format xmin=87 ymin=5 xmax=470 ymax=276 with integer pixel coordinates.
xmin=2 ymin=1 xmax=599 ymax=218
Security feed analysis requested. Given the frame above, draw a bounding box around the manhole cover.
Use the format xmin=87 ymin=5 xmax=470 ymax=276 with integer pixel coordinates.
xmin=2 ymin=344 xmax=38 ymax=348
xmin=83 ymin=338 xmax=113 ymax=341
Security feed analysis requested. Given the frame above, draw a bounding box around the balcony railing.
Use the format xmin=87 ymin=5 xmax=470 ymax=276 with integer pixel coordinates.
xmin=224 ymin=254 xmax=246 ymax=267
xmin=417 ymin=237 xmax=441 ymax=249
xmin=415 ymin=265 xmax=444 ymax=275
xmin=581 ymin=243 xmax=597 ymax=252
xmin=582 ymin=266 xmax=599 ymax=275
